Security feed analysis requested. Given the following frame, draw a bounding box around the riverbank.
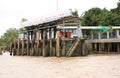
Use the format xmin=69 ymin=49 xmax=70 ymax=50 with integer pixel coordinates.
xmin=0 ymin=52 xmax=120 ymax=78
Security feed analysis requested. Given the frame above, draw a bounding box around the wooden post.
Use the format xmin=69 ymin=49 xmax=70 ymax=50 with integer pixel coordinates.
xmin=49 ymin=28 xmax=53 ymax=56
xmin=37 ymin=30 xmax=40 ymax=56
xmin=61 ymin=19 xmax=66 ymax=56
xmin=108 ymin=43 xmax=111 ymax=52
xmin=0 ymin=46 xmax=2 ymax=55
xmin=107 ymin=31 xmax=109 ymax=39
xmin=91 ymin=33 xmax=94 ymax=40
xmin=99 ymin=43 xmax=101 ymax=53
xmin=81 ymin=39 xmax=86 ymax=56
xmin=22 ymin=39 xmax=25 ymax=55
xmin=116 ymin=30 xmax=119 ymax=39
xmin=101 ymin=43 xmax=104 ymax=52
xmin=98 ymin=32 xmax=101 ymax=39
xmin=94 ymin=43 xmax=97 ymax=52
xmin=118 ymin=43 xmax=120 ymax=53
xmin=42 ymin=29 xmax=46 ymax=56
xmin=53 ymin=27 xmax=57 ymax=56
xmin=17 ymin=39 xmax=20 ymax=55
xmin=31 ymin=32 xmax=35 ymax=56
xmin=54 ymin=27 xmax=57 ymax=39
xmin=10 ymin=42 xmax=13 ymax=55
xmin=56 ymin=30 xmax=60 ymax=57
xmin=27 ymin=31 xmax=30 ymax=56
xmin=13 ymin=39 xmax=17 ymax=56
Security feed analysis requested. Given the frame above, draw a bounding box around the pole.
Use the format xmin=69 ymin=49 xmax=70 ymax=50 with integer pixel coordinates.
xmin=57 ymin=0 xmax=58 ymax=12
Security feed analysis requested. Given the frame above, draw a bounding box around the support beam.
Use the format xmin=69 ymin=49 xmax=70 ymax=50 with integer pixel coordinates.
xmin=27 ymin=31 xmax=30 ymax=56
xmin=17 ymin=39 xmax=20 ymax=55
xmin=62 ymin=18 xmax=66 ymax=56
xmin=22 ymin=39 xmax=25 ymax=55
xmin=56 ymin=31 xmax=60 ymax=57
xmin=116 ymin=30 xmax=119 ymax=39
xmin=98 ymin=32 xmax=101 ymax=39
xmin=42 ymin=29 xmax=47 ymax=56
xmin=31 ymin=32 xmax=35 ymax=56
xmin=118 ymin=43 xmax=120 ymax=53
xmin=49 ymin=28 xmax=53 ymax=56
xmin=13 ymin=39 xmax=17 ymax=56
xmin=107 ymin=31 xmax=109 ymax=39
xmin=37 ymin=30 xmax=40 ymax=56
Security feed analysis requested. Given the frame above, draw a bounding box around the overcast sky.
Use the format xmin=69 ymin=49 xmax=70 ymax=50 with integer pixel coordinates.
xmin=0 ymin=0 xmax=118 ymax=37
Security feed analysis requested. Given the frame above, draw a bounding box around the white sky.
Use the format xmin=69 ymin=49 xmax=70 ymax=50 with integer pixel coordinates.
xmin=0 ymin=0 xmax=118 ymax=37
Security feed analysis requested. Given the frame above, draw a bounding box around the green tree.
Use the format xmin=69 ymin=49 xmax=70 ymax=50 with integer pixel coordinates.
xmin=110 ymin=2 xmax=120 ymax=26
xmin=81 ymin=2 xmax=120 ymax=26
xmin=72 ymin=9 xmax=79 ymax=17
xmin=0 ymin=28 xmax=19 ymax=46
xmin=81 ymin=7 xmax=104 ymax=26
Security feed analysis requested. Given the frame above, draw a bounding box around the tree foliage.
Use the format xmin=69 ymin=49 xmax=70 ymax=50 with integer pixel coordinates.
xmin=81 ymin=2 xmax=120 ymax=26
xmin=0 ymin=28 xmax=19 ymax=46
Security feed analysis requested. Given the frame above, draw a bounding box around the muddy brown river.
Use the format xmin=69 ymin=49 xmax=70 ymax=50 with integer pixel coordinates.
xmin=0 ymin=52 xmax=120 ymax=78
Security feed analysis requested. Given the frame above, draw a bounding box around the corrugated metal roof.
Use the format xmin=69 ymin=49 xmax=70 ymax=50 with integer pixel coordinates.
xmin=21 ymin=10 xmax=73 ymax=27
xmin=57 ymin=26 xmax=120 ymax=29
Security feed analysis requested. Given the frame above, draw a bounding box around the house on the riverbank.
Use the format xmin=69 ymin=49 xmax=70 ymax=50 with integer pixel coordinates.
xmin=59 ymin=26 xmax=120 ymax=53
xmin=9 ymin=9 xmax=120 ymax=57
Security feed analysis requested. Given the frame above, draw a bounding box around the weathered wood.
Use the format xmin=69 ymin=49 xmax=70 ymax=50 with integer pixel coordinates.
xmin=27 ymin=32 xmax=30 ymax=56
xmin=17 ymin=39 xmax=20 ymax=55
xmin=49 ymin=28 xmax=53 ymax=56
xmin=118 ymin=43 xmax=120 ymax=52
xmin=42 ymin=29 xmax=47 ymax=56
xmin=61 ymin=29 xmax=66 ymax=56
xmin=56 ymin=31 xmax=60 ymax=57
xmin=13 ymin=39 xmax=17 ymax=56
xmin=54 ymin=27 xmax=57 ymax=39
xmin=10 ymin=42 xmax=13 ymax=55
xmin=66 ymin=38 xmax=79 ymax=56
xmin=94 ymin=43 xmax=97 ymax=52
xmin=99 ymin=43 xmax=101 ymax=53
xmin=108 ymin=43 xmax=111 ymax=52
xmin=0 ymin=46 xmax=3 ymax=55
xmin=31 ymin=33 xmax=35 ymax=56
xmin=37 ymin=30 xmax=40 ymax=56
xmin=22 ymin=39 xmax=25 ymax=55
xmin=81 ymin=39 xmax=86 ymax=56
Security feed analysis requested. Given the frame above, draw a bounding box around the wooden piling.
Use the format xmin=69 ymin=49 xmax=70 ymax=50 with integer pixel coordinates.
xmin=56 ymin=31 xmax=60 ymax=57
xmin=81 ymin=39 xmax=86 ymax=56
xmin=118 ymin=43 xmax=120 ymax=53
xmin=37 ymin=30 xmax=40 ymax=56
xmin=17 ymin=39 xmax=20 ymax=55
xmin=13 ymin=39 xmax=17 ymax=56
xmin=42 ymin=29 xmax=47 ymax=57
xmin=21 ymin=39 xmax=25 ymax=55
xmin=10 ymin=42 xmax=13 ymax=55
xmin=49 ymin=28 xmax=53 ymax=56
xmin=27 ymin=32 xmax=30 ymax=56
xmin=31 ymin=33 xmax=35 ymax=56
xmin=62 ymin=29 xmax=66 ymax=56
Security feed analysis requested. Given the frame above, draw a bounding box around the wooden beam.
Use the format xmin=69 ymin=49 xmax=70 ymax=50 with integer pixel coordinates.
xmin=49 ymin=28 xmax=53 ymax=56
xmin=17 ymin=39 xmax=20 ymax=55
xmin=22 ymin=39 xmax=25 ymax=55
xmin=56 ymin=31 xmax=60 ymax=57
xmin=31 ymin=32 xmax=35 ymax=56
xmin=27 ymin=31 xmax=30 ymax=56
xmin=37 ymin=30 xmax=40 ymax=56
xmin=42 ymin=29 xmax=47 ymax=56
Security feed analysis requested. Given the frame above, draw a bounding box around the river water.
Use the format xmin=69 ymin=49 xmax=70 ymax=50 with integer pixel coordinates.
xmin=0 ymin=52 xmax=120 ymax=78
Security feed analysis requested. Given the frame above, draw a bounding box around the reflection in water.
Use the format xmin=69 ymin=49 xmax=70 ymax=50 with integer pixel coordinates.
xmin=0 ymin=52 xmax=120 ymax=78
